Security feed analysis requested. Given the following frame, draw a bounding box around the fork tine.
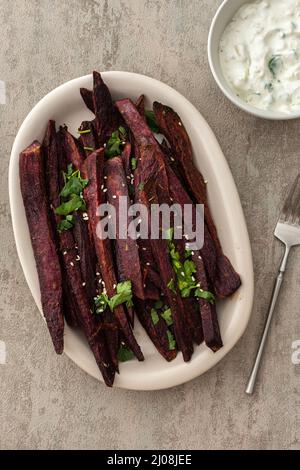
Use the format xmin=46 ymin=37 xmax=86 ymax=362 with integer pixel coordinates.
xmin=281 ymin=173 xmax=300 ymax=222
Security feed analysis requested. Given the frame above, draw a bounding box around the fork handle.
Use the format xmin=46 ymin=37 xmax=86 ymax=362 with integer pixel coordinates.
xmin=245 ymin=244 xmax=291 ymax=395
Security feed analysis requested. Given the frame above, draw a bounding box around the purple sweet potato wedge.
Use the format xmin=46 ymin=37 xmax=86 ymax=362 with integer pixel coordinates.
xmin=81 ymin=149 xmax=144 ymax=361
xmin=105 ymin=156 xmax=145 ymax=300
xmin=153 ymin=102 xmax=241 ymax=297
xmin=19 ymin=140 xmax=64 ymax=354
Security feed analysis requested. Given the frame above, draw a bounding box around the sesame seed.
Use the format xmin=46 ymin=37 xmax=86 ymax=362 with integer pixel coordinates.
xmin=104 ymin=175 xmax=107 ymax=179
xmin=70 ymin=262 xmax=74 ymax=266
xmin=170 ymin=157 xmax=175 ymax=162
xmin=191 ymin=251 xmax=194 ymax=255
xmin=103 ymin=143 xmax=107 ymax=148
xmin=96 ymin=272 xmax=100 ymax=276
xmin=76 ymin=255 xmax=80 ymax=261
xmin=113 ymin=283 xmax=116 ymax=289
xmin=146 ymin=262 xmax=150 ymax=266
xmin=101 ymin=184 xmax=104 ymax=190
xmin=138 ymin=218 xmax=142 ymax=224
xmin=127 ymin=176 xmax=131 ymax=180
xmin=82 ymin=212 xmax=88 ymax=218
xmin=63 ymin=251 xmax=67 ymax=255
xmin=122 ymin=183 xmax=125 ymax=187
xmin=142 ymin=247 xmax=147 ymax=251
xmin=130 ymin=173 xmax=134 ymax=178
xmin=198 ymin=255 xmax=202 ymax=259
xmin=204 ymin=180 xmax=208 ymax=184
xmin=103 ymin=188 xmax=107 ymax=193
xmin=143 ymin=283 xmax=146 ymax=288
xmin=181 ymin=271 xmax=185 ymax=276
xmin=108 ymin=214 xmax=112 ymax=219
xmin=82 ymin=282 xmax=86 ymax=286
xmin=112 ymin=195 xmax=117 ymax=199
xmin=178 ymin=121 xmax=182 ymax=126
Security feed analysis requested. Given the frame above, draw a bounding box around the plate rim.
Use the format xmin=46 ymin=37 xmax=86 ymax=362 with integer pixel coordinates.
xmin=9 ymin=71 xmax=254 ymax=390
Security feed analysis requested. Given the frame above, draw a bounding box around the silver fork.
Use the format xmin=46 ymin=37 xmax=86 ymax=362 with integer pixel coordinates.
xmin=246 ymin=174 xmax=300 ymax=395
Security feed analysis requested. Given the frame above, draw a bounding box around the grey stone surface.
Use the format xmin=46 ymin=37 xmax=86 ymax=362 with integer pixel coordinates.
xmin=0 ymin=0 xmax=299 ymax=450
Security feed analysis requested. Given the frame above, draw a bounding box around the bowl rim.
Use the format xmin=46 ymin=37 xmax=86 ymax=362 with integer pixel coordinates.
xmin=208 ymin=0 xmax=300 ymax=121
xmin=9 ymin=71 xmax=254 ymax=390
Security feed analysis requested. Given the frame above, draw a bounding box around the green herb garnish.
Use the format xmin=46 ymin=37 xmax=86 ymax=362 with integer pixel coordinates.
xmin=94 ymin=280 xmax=133 ymax=314
xmin=166 ymin=330 xmax=176 ymax=350
xmin=83 ymin=146 xmax=94 ymax=152
xmin=118 ymin=344 xmax=134 ymax=362
xmin=268 ymin=55 xmax=281 ymax=77
xmin=195 ymin=287 xmax=215 ymax=304
xmin=78 ymin=129 xmax=92 ymax=134
xmin=151 ymin=308 xmax=160 ymax=325
xmin=138 ymin=182 xmax=145 ymax=191
xmin=154 ymin=299 xmax=164 ymax=309
xmin=105 ymin=126 xmax=127 ymax=157
xmin=167 ymin=278 xmax=176 ymax=294
xmin=109 ymin=280 xmax=133 ymax=311
xmin=161 ymin=308 xmax=173 ymax=326
xmin=57 ymin=215 xmax=75 ymax=232
xmin=167 ymin=229 xmax=215 ymax=303
xmin=131 ymin=157 xmax=137 ymax=170
xmin=145 ymin=110 xmax=159 ymax=133
xmin=55 ymin=165 xmax=88 ymax=231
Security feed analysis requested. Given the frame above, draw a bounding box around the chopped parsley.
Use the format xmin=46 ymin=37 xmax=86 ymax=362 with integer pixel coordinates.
xmin=131 ymin=157 xmax=137 ymax=170
xmin=55 ymin=164 xmax=88 ymax=232
xmin=161 ymin=307 xmax=173 ymax=326
xmin=166 ymin=228 xmax=215 ymax=303
xmin=167 ymin=278 xmax=176 ymax=294
xmin=151 ymin=308 xmax=160 ymax=325
xmin=145 ymin=110 xmax=159 ymax=133
xmin=94 ymin=280 xmax=133 ymax=314
xmin=57 ymin=214 xmax=75 ymax=232
xmin=105 ymin=126 xmax=127 ymax=157
xmin=166 ymin=330 xmax=176 ymax=350
xmin=154 ymin=299 xmax=164 ymax=309
xmin=118 ymin=344 xmax=134 ymax=362
xmin=268 ymin=55 xmax=281 ymax=78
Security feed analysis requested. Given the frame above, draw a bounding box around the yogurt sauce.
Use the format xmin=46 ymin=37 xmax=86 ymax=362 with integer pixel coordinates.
xmin=219 ymin=0 xmax=300 ymax=113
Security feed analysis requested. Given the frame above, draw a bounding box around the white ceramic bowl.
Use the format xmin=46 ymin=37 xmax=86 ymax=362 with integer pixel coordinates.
xmin=208 ymin=0 xmax=300 ymax=120
xmin=9 ymin=71 xmax=254 ymax=390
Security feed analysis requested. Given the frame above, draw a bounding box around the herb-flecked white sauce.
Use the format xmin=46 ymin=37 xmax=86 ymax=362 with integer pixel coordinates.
xmin=219 ymin=0 xmax=300 ymax=113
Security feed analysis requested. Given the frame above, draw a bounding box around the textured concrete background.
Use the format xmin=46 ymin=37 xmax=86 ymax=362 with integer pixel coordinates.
xmin=1 ymin=0 xmax=300 ymax=450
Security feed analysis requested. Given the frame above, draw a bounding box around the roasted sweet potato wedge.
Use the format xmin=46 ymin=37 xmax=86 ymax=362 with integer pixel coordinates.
xmin=81 ymin=149 xmax=144 ymax=361
xmin=153 ymin=102 xmax=241 ymax=298
xmin=105 ymin=156 xmax=145 ymax=300
xmin=19 ymin=140 xmax=64 ymax=354
xmin=80 ymin=87 xmax=95 ymax=113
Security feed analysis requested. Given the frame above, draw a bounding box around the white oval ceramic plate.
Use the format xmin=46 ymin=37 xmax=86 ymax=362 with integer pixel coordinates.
xmin=9 ymin=72 xmax=254 ymax=390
